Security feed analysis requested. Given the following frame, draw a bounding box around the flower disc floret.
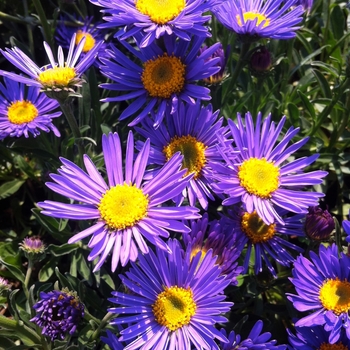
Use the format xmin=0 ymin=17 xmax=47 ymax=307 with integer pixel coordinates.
xmin=142 ymin=54 xmax=186 ymax=99
xmin=135 ymin=0 xmax=185 ymax=24
xmin=38 ymin=66 xmax=76 ymax=87
xmin=238 ymin=158 xmax=280 ymax=198
xmin=237 ymin=12 xmax=270 ymax=28
xmin=153 ymin=286 xmax=196 ymax=331
xmin=320 ymin=344 xmax=348 ymax=350
xmin=163 ymin=135 xmax=207 ymax=178
xmin=75 ymin=30 xmax=96 ymax=52
xmin=241 ymin=211 xmax=276 ymax=244
xmin=99 ymin=183 xmax=149 ymax=230
xmin=319 ymin=278 xmax=350 ymax=315
xmin=7 ymin=101 xmax=38 ymax=124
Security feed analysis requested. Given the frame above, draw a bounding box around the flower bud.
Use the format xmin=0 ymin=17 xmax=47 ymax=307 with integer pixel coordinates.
xmin=0 ymin=277 xmax=11 ymax=295
xmin=305 ymin=206 xmax=335 ymax=241
xmin=249 ymin=46 xmax=272 ymax=76
xmin=201 ymin=44 xmax=229 ymax=84
xmin=20 ymin=236 xmax=46 ymax=261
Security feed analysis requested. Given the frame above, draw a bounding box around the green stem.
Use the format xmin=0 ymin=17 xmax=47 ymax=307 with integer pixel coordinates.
xmin=0 ymin=11 xmax=34 ymax=24
xmin=222 ymin=42 xmax=251 ymax=103
xmin=59 ymin=100 xmax=85 ymax=165
xmin=90 ymin=312 xmax=114 ymax=341
xmin=31 ymin=0 xmax=53 ymax=47
xmin=23 ymin=259 xmax=33 ymax=301
xmin=23 ymin=0 xmax=34 ymax=56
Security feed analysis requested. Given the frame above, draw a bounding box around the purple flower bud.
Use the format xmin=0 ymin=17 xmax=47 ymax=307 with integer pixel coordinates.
xmin=305 ymin=206 xmax=335 ymax=241
xmin=0 ymin=277 xmax=11 ymax=294
xmin=250 ymin=46 xmax=272 ymax=74
xmin=30 ymin=289 xmax=84 ymax=341
xmin=20 ymin=236 xmax=45 ymax=254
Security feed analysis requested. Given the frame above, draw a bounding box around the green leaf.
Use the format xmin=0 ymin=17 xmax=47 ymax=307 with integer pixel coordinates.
xmin=0 ymin=258 xmax=25 ymax=283
xmin=330 ymin=5 xmax=345 ymax=41
xmin=55 ymin=267 xmax=73 ymax=290
xmin=48 ymin=243 xmax=79 ymax=257
xmin=287 ymin=103 xmax=300 ymax=126
xmin=297 ymin=90 xmax=316 ymax=120
xmin=0 ymin=179 xmax=25 ymax=199
xmin=39 ymin=258 xmax=58 ymax=282
xmin=312 ymin=69 xmax=332 ymax=98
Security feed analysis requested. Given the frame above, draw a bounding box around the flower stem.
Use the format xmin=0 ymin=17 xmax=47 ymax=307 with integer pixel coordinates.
xmin=31 ymin=0 xmax=53 ymax=48
xmin=23 ymin=259 xmax=33 ymax=301
xmin=90 ymin=312 xmax=114 ymax=341
xmin=222 ymin=42 xmax=251 ymax=102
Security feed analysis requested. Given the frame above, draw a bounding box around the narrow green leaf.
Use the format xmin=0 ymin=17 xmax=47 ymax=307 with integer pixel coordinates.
xmin=297 ymin=90 xmax=316 ymax=120
xmin=48 ymin=243 xmax=79 ymax=257
xmin=0 ymin=258 xmax=25 ymax=283
xmin=0 ymin=180 xmax=25 ymax=199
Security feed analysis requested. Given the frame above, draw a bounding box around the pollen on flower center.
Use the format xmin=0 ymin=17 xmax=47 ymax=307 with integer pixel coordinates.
xmin=238 ymin=157 xmax=280 ymax=198
xmin=98 ymin=183 xmax=149 ymax=230
xmin=7 ymin=100 xmax=39 ymax=125
xmin=163 ymin=135 xmax=207 ymax=178
xmin=236 ymin=12 xmax=270 ymax=28
xmin=38 ymin=66 xmax=76 ymax=87
xmin=142 ymin=54 xmax=186 ymax=99
xmin=75 ymin=30 xmax=96 ymax=52
xmin=241 ymin=211 xmax=276 ymax=243
xmin=319 ymin=343 xmax=348 ymax=350
xmin=319 ymin=278 xmax=350 ymax=315
xmin=152 ymin=286 xmax=197 ymax=331
xmin=135 ymin=0 xmax=185 ymax=24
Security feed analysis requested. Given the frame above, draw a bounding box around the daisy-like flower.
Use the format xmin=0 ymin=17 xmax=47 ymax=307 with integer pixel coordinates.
xmin=287 ymin=244 xmax=350 ymax=344
xmin=212 ymin=0 xmax=304 ymax=41
xmin=101 ymin=330 xmax=125 ymax=350
xmin=108 ymin=239 xmax=232 ymax=350
xmin=0 ymin=33 xmax=103 ymax=100
xmin=30 ymin=288 xmax=84 ymax=342
xmin=55 ymin=15 xmax=107 ymax=65
xmin=342 ymin=210 xmax=350 ymax=243
xmin=183 ymin=212 xmax=243 ymax=284
xmin=38 ymin=131 xmax=200 ymax=272
xmin=135 ymin=102 xmax=228 ymax=209
xmin=220 ymin=320 xmax=286 ymax=349
xmin=99 ymin=36 xmax=221 ymax=128
xmin=222 ymin=207 xmax=304 ymax=278
xmin=295 ymin=0 xmax=313 ymax=14
xmin=90 ymin=0 xmax=216 ymax=48
xmin=0 ymin=77 xmax=61 ymax=139
xmin=288 ymin=325 xmax=350 ymax=349
xmin=213 ymin=112 xmax=327 ymax=225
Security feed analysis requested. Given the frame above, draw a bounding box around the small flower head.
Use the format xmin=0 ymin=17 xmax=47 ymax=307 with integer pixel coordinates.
xmin=0 ymin=277 xmax=11 ymax=295
xmin=213 ymin=0 xmax=304 ymax=41
xmin=0 ymin=34 xmax=103 ymax=101
xmin=20 ymin=236 xmax=46 ymax=261
xmin=30 ymin=288 xmax=84 ymax=341
xmin=249 ymin=46 xmax=273 ymax=76
xmin=0 ymin=77 xmax=61 ymax=139
xmin=342 ymin=210 xmax=350 ymax=243
xmin=108 ymin=239 xmax=232 ymax=349
xmin=305 ymin=206 xmax=335 ymax=241
xmin=287 ymin=244 xmax=350 ymax=344
xmin=220 ymin=320 xmax=286 ymax=349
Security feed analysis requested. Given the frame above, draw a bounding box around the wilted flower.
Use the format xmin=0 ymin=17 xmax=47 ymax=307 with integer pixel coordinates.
xmin=30 ymin=288 xmax=84 ymax=341
xmin=304 ymin=206 xmax=335 ymax=241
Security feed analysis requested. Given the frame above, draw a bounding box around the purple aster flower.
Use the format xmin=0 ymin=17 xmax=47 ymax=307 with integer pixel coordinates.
xmin=295 ymin=0 xmax=313 ymax=14
xmin=220 ymin=320 xmax=287 ymax=349
xmin=90 ymin=0 xmax=217 ymax=48
xmin=0 ymin=33 xmax=103 ymax=100
xmin=108 ymin=239 xmax=232 ymax=349
xmin=288 ymin=325 xmax=350 ymax=349
xmin=287 ymin=244 xmax=350 ymax=344
xmin=212 ymin=0 xmax=304 ymax=41
xmin=183 ymin=212 xmax=243 ymax=285
xmin=30 ymin=289 xmax=84 ymax=342
xmin=135 ymin=101 xmax=228 ymax=209
xmin=99 ymin=36 xmax=222 ymax=128
xmin=0 ymin=77 xmax=61 ymax=139
xmin=342 ymin=210 xmax=350 ymax=243
xmin=305 ymin=206 xmax=335 ymax=241
xmin=55 ymin=15 xmax=108 ymax=66
xmin=38 ymin=131 xmax=200 ymax=272
xmin=101 ymin=330 xmax=125 ymax=350
xmin=222 ymin=206 xmax=304 ymax=278
xmin=212 ymin=112 xmax=327 ymax=225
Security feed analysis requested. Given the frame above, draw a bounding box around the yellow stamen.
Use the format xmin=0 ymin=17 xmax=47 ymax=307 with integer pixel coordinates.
xmin=241 ymin=211 xmax=275 ymax=244
xmin=7 ymin=100 xmax=39 ymax=125
xmin=319 ymin=278 xmax=350 ymax=315
xmin=238 ymin=158 xmax=279 ymax=199
xmin=38 ymin=66 xmax=76 ymax=87
xmin=152 ymin=286 xmax=196 ymax=331
xmin=142 ymin=54 xmax=186 ymax=99
xmin=99 ymin=183 xmax=149 ymax=230
xmin=319 ymin=343 xmax=347 ymax=350
xmin=135 ymin=0 xmax=185 ymax=24
xmin=236 ymin=12 xmax=270 ymax=28
xmin=75 ymin=30 xmax=96 ymax=52
xmin=163 ymin=135 xmax=207 ymax=178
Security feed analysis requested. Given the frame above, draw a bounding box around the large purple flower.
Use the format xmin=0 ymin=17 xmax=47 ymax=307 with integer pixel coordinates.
xmin=38 ymin=131 xmax=200 ymax=272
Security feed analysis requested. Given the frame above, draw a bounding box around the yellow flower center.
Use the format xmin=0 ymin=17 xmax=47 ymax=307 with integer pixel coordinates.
xmin=238 ymin=158 xmax=280 ymax=199
xmin=152 ymin=286 xmax=196 ymax=331
xmin=98 ymin=183 xmax=149 ymax=230
xmin=319 ymin=278 xmax=350 ymax=315
xmin=319 ymin=343 xmax=348 ymax=350
xmin=241 ymin=211 xmax=276 ymax=244
xmin=135 ymin=0 xmax=185 ymax=24
xmin=75 ymin=30 xmax=96 ymax=52
xmin=142 ymin=54 xmax=186 ymax=99
xmin=38 ymin=67 xmax=76 ymax=87
xmin=236 ymin=12 xmax=270 ymax=28
xmin=163 ymin=135 xmax=207 ymax=179
xmin=7 ymin=100 xmax=39 ymax=125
